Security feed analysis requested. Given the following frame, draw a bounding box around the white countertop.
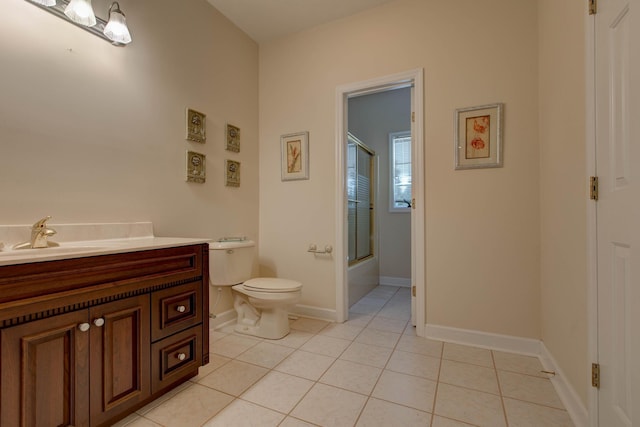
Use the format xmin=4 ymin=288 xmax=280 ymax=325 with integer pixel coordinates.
xmin=0 ymin=222 xmax=210 ymax=266
xmin=0 ymin=237 xmax=211 ymax=266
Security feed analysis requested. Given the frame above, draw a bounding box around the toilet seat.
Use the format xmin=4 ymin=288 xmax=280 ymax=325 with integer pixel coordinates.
xmin=243 ymin=278 xmax=302 ymax=293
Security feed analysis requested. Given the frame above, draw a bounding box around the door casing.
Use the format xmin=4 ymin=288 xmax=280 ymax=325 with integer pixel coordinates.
xmin=335 ymin=68 xmax=425 ymax=336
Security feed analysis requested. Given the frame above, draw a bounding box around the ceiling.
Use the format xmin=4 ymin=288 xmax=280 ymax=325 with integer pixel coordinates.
xmin=206 ymin=0 xmax=396 ymax=43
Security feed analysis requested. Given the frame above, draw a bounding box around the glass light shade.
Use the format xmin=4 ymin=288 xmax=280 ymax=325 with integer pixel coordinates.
xmin=64 ymin=0 xmax=96 ymax=27
xmin=103 ymin=7 xmax=131 ymax=45
xmin=32 ymin=0 xmax=56 ymax=6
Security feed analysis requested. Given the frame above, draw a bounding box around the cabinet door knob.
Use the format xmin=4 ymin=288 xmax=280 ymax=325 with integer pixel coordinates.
xmin=78 ymin=323 xmax=90 ymax=332
xmin=177 ymin=352 xmax=187 ymax=361
xmin=176 ymin=305 xmax=186 ymax=313
xmin=93 ymin=318 xmax=105 ymax=327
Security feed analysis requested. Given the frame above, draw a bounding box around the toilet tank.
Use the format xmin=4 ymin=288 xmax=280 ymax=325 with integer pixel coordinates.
xmin=208 ymin=239 xmax=256 ymax=285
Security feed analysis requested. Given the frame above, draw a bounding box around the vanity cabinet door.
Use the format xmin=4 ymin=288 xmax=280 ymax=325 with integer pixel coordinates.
xmin=89 ymin=294 xmax=151 ymax=427
xmin=0 ymin=310 xmax=90 ymax=427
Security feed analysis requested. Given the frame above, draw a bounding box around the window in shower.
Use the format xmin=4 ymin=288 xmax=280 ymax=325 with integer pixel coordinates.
xmin=389 ymin=131 xmax=412 ymax=212
xmin=347 ymin=133 xmax=375 ymax=265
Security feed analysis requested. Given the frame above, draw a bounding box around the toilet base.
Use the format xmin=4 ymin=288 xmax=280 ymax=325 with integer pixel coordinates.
xmin=232 ymin=291 xmax=296 ymax=340
xmin=234 ymin=311 xmax=290 ymax=340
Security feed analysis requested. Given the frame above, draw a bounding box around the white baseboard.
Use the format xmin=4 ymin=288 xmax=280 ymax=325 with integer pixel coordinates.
xmin=425 ymin=323 xmax=541 ymax=355
xmin=540 ymin=343 xmax=589 ymax=427
xmin=210 ymin=308 xmax=236 ymax=330
xmin=379 ymin=276 xmax=412 ymax=287
xmin=425 ymin=323 xmax=587 ymax=427
xmin=291 ymin=304 xmax=336 ymax=322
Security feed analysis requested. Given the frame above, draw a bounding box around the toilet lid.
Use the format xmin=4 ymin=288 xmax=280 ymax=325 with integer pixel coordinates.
xmin=243 ymin=278 xmax=302 ymax=293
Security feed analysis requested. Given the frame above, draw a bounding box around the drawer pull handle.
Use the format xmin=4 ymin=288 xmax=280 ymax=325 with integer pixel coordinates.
xmin=78 ymin=323 xmax=90 ymax=332
xmin=177 ymin=352 xmax=187 ymax=361
xmin=176 ymin=305 xmax=187 ymax=313
xmin=93 ymin=318 xmax=105 ymax=327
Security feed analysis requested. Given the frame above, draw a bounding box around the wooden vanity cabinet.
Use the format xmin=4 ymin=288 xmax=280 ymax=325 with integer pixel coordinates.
xmin=0 ymin=244 xmax=209 ymax=427
xmin=1 ymin=309 xmax=91 ymax=426
xmin=89 ymin=295 xmax=151 ymax=427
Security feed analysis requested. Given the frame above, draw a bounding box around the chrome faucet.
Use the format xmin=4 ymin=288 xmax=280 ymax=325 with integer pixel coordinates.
xmin=31 ymin=216 xmax=57 ymax=248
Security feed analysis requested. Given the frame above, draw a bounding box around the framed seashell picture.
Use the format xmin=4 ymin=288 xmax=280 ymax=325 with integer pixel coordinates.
xmin=226 ymin=124 xmax=240 ymax=152
xmin=225 ymin=159 xmax=240 ymax=187
xmin=186 ymin=151 xmax=206 ymax=183
xmin=186 ymin=108 xmax=206 ymax=143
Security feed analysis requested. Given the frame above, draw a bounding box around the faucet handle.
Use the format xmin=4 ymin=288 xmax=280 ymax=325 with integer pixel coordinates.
xmin=33 ymin=216 xmax=52 ymax=229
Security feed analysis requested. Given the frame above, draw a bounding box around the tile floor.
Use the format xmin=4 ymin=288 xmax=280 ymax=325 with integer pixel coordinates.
xmin=114 ymin=286 xmax=574 ymax=427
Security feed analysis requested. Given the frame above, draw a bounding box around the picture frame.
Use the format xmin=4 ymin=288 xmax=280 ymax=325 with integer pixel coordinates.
xmin=454 ymin=103 xmax=503 ymax=170
xmin=186 ymin=108 xmax=206 ymax=143
xmin=226 ymin=124 xmax=240 ymax=153
xmin=225 ymin=159 xmax=240 ymax=187
xmin=186 ymin=151 xmax=206 ymax=183
xmin=281 ymin=131 xmax=309 ymax=181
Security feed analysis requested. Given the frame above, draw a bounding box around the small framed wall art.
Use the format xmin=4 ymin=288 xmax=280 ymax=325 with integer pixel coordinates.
xmin=281 ymin=131 xmax=309 ymax=181
xmin=186 ymin=151 xmax=206 ymax=183
xmin=226 ymin=124 xmax=240 ymax=153
xmin=225 ymin=159 xmax=240 ymax=187
xmin=186 ymin=108 xmax=206 ymax=143
xmin=454 ymin=103 xmax=503 ymax=170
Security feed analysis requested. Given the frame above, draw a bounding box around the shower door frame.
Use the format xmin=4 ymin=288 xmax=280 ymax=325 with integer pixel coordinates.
xmin=347 ymin=132 xmax=376 ymax=267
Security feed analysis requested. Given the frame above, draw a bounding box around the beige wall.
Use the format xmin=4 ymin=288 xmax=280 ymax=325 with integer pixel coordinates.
xmin=259 ymin=0 xmax=541 ymax=338
xmin=538 ymin=0 xmax=588 ymax=406
xmin=1 ymin=0 xmax=259 ymax=314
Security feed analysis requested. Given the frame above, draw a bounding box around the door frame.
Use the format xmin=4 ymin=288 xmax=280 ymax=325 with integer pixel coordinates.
xmin=334 ymin=68 xmax=425 ymax=337
xmin=585 ymin=8 xmax=597 ymax=427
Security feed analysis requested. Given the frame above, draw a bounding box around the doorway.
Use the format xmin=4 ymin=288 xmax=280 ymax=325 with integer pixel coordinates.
xmin=335 ymin=69 xmax=425 ymax=337
xmin=347 ymin=89 xmax=411 ymax=313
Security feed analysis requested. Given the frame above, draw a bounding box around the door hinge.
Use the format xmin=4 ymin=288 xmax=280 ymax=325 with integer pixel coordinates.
xmin=411 ymin=112 xmax=415 ymax=123
xmin=411 ymin=198 xmax=416 ymax=209
xmin=592 ymin=363 xmax=600 ymax=388
xmin=590 ymin=176 xmax=599 ymax=201
xmin=412 ymin=286 xmax=416 ymax=297
xmin=589 ymin=0 xmax=597 ymax=15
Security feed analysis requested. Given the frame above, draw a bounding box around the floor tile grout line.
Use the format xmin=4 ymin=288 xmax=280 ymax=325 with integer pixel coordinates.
xmin=428 ymin=333 xmax=445 ymax=427
xmin=492 ymin=349 xmax=510 ymax=427
xmin=350 ymin=292 xmax=394 ymax=427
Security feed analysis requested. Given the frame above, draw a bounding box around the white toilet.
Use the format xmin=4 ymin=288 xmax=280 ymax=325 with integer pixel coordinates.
xmin=209 ymin=239 xmax=302 ymax=339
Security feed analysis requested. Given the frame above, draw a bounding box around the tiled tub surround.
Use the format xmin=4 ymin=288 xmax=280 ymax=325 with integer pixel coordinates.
xmin=114 ymin=286 xmax=575 ymax=427
xmin=0 ymin=222 xmax=209 ymax=266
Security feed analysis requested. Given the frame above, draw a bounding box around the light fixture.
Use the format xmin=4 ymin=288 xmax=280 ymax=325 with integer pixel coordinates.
xmin=64 ymin=0 xmax=96 ymax=27
xmin=25 ymin=0 xmax=132 ymax=46
xmin=103 ymin=2 xmax=131 ymax=45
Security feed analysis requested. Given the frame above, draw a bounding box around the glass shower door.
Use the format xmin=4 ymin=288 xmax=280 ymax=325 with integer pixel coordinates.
xmin=347 ymin=133 xmax=375 ymax=265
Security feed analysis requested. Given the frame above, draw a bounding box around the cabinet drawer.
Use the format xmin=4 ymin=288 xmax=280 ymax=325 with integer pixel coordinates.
xmin=151 ymin=281 xmax=202 ymax=341
xmin=151 ymin=326 xmax=203 ymax=393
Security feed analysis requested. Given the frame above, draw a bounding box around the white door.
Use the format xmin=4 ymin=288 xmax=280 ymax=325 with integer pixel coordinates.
xmin=595 ymin=0 xmax=640 ymax=425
